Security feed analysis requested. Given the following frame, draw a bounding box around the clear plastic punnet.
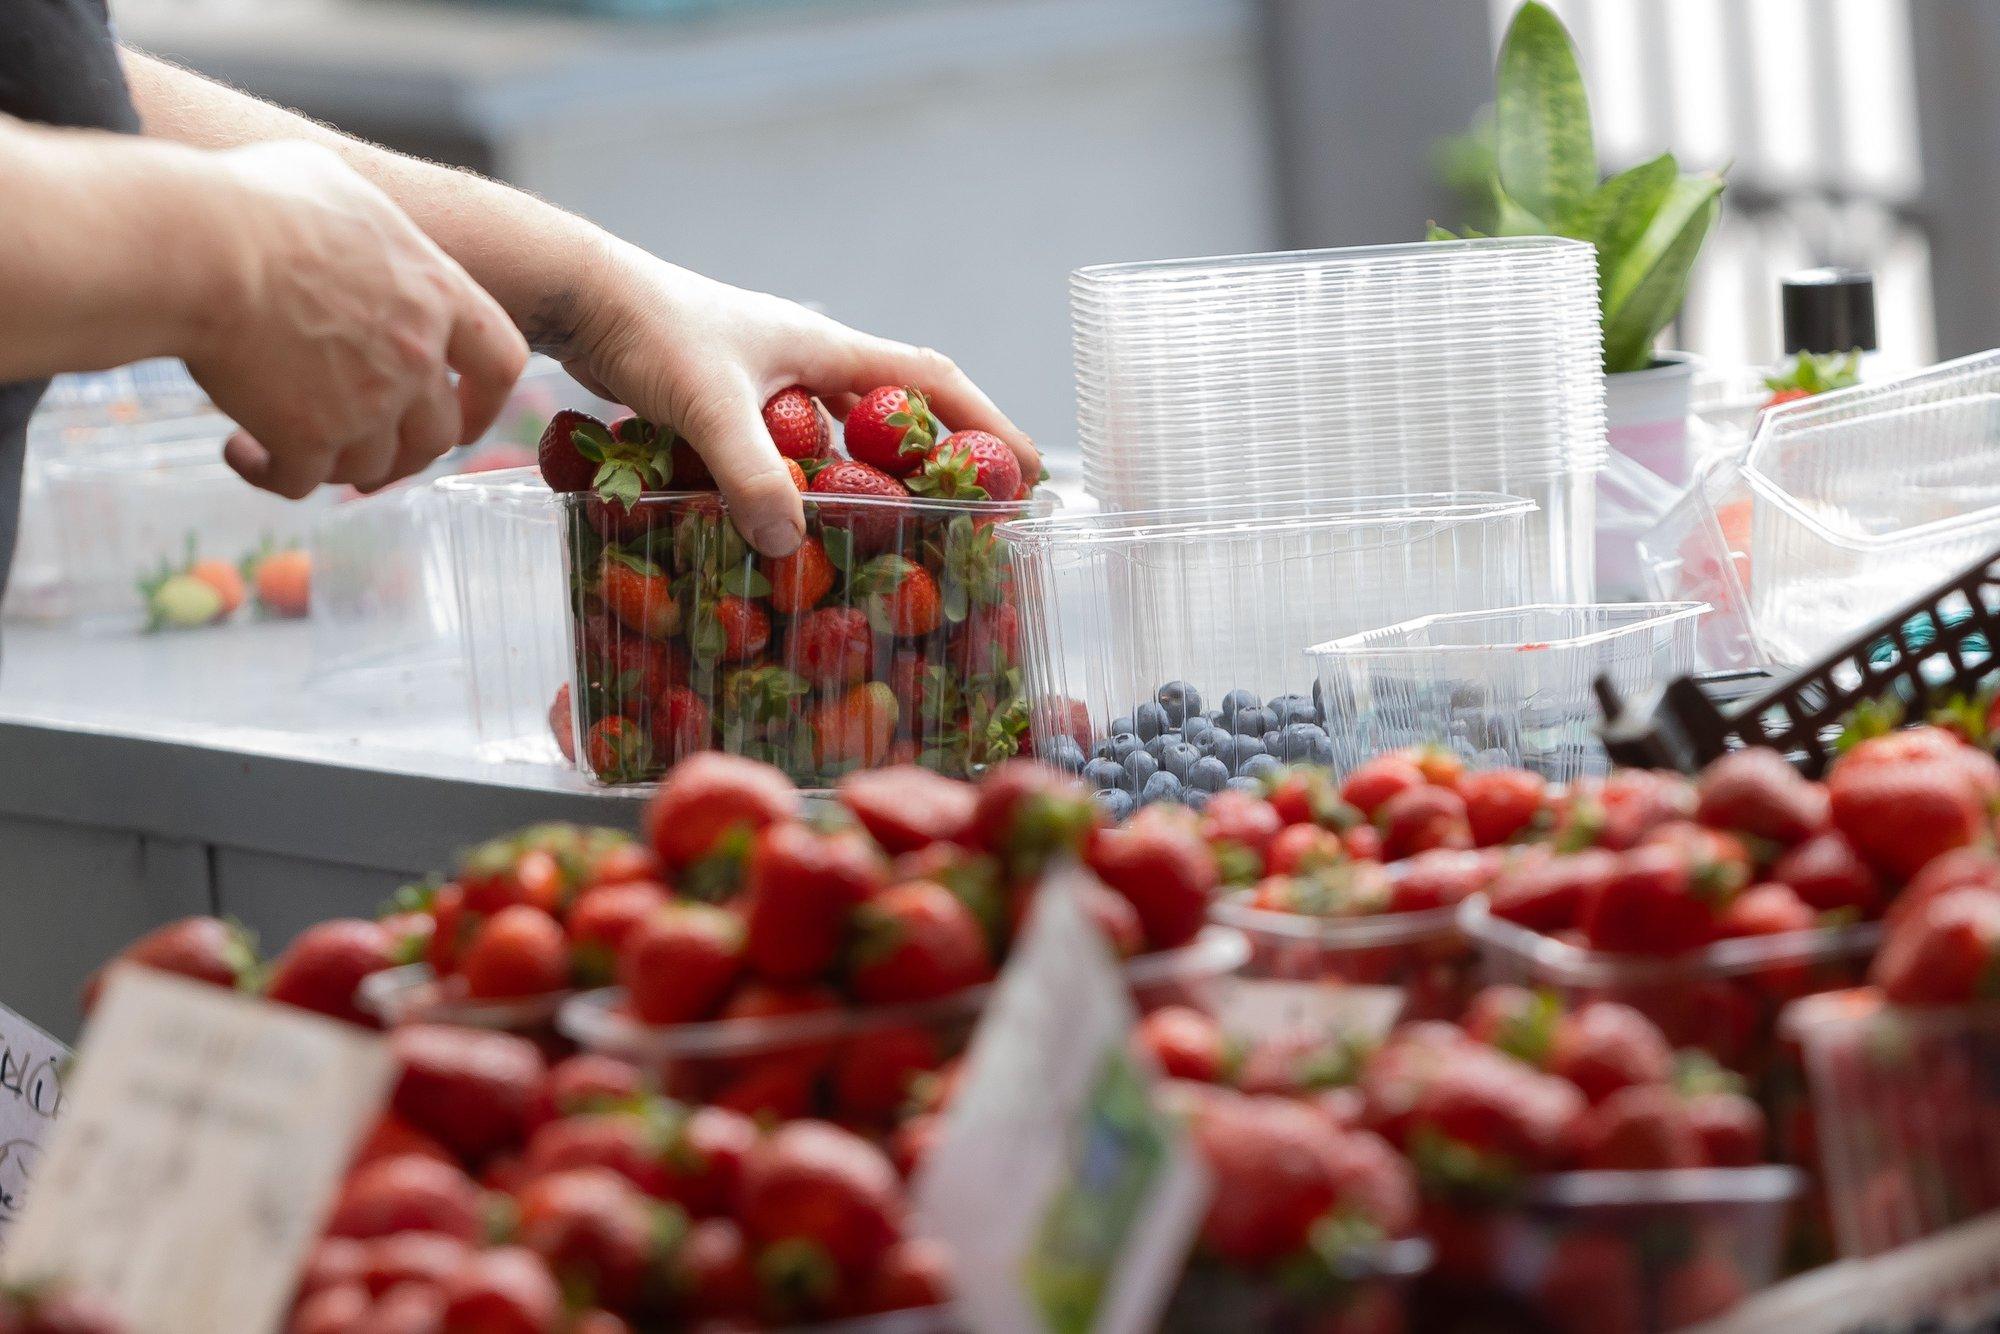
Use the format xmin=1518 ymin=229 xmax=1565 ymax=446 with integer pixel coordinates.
xmin=308 ymin=484 xmax=459 ymax=688
xmin=1638 ymin=458 xmax=1765 ymax=672
xmin=1739 ymin=350 xmax=2000 ymax=666
xmin=1310 ymin=602 xmax=1703 ymax=781
xmin=998 ymin=493 xmax=1533 ymax=804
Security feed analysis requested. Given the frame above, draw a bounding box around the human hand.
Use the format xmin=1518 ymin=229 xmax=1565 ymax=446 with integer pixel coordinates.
xmin=183 ymin=141 xmax=529 ymax=497
xmin=560 ymin=241 xmax=1039 ymax=557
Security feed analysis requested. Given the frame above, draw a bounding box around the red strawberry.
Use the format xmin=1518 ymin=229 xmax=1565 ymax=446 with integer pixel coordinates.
xmin=667 ymin=437 xmax=716 ymax=490
xmin=1574 ymin=1084 xmax=1703 ymax=1170
xmin=1376 ymin=784 xmax=1473 ymax=860
xmin=766 ymin=536 xmax=836 ymax=614
xmin=644 ymin=753 xmax=799 ymax=871
xmin=549 ymin=684 xmax=578 ymax=764
xmin=855 ymin=556 xmax=942 ymax=638
xmin=327 ymin=1154 xmax=482 ymax=1241
xmin=810 ymin=459 xmax=912 ymax=550
xmin=1264 ymin=823 xmax=1347 ymax=878
xmin=530 ymin=1054 xmax=643 ymax=1128
xmin=566 ymin=881 xmax=669 ymax=977
xmin=738 ymin=1120 xmax=904 ymax=1276
xmin=743 ymin=824 xmax=886 ymax=981
xmin=359 ymin=1231 xmax=471 ymax=1298
xmin=1874 ymin=885 xmax=2000 ymax=1004
xmin=618 ymin=903 xmax=744 ymax=1024
xmin=264 ymin=918 xmax=394 ymax=1026
xmin=833 ymin=1023 xmax=945 ymax=1124
xmin=537 ymin=409 xmax=608 ymax=493
xmin=1406 ymin=1050 xmax=1583 ymax=1173
xmin=461 ymin=905 xmax=568 ymax=1000
xmin=438 ymin=1247 xmax=563 ymax=1334
xmin=1200 ymin=791 xmax=1284 ymax=870
xmin=672 ymin=1218 xmax=759 ymax=1320
xmin=514 ymin=1168 xmax=659 ymax=1312
xmin=1087 ymin=811 xmax=1220 ymax=949
xmin=1716 ymin=881 xmax=1816 ymax=937
xmin=522 ymin=1111 xmax=671 ymax=1199
xmin=1887 ymin=846 xmax=2000 ymax=931
xmin=1562 ymin=768 xmax=1699 ymax=850
xmin=1580 ymin=845 xmax=1720 ymax=955
xmin=909 ymin=429 xmax=1021 ymax=502
xmin=837 ymin=765 xmax=977 ymax=853
xmin=1696 ymin=747 xmax=1829 ymax=846
xmin=843 ymin=386 xmax=938 ymax=478
xmin=762 ymin=386 xmax=831 ymax=460
xmin=810 ymin=682 xmax=900 ymax=769
xmin=1548 ymin=1001 xmax=1673 ymax=1104
xmin=1340 ymin=755 xmax=1427 ymax=818
xmin=848 ymin=1237 xmax=954 ymax=1317
xmin=299 ymin=1237 xmax=368 ymax=1298
xmin=967 ymin=759 xmax=1099 ymax=872
xmin=1385 ymin=848 xmax=1499 ymax=912
xmin=648 ymin=683 xmax=711 ymax=762
xmin=1830 ymin=754 xmax=1989 ymax=882
xmin=1461 ymin=984 xmax=1559 ymax=1066
xmin=1080 ymin=881 xmax=1146 ymax=957
xmin=1770 ymin=830 xmax=1881 ymax=917
xmin=1458 ymin=768 xmax=1548 ymax=846
xmin=585 ymin=716 xmax=651 ymax=781
xmin=789 ymin=606 xmax=874 ymax=688
xmin=1484 ymin=849 xmax=1611 ymax=932
xmin=849 ymin=880 xmax=993 ymax=1003
xmin=1189 ymin=1091 xmax=1346 ymax=1266
xmin=82 ymin=916 xmax=257 ymax=1013
xmin=1538 ymin=1231 xmax=1646 ymax=1334
xmin=1686 ymin=1089 xmax=1766 ymax=1167
xmin=598 ymin=554 xmax=679 ymax=640
xmin=388 ymin=1023 xmax=547 ymax=1165
xmin=713 ymin=595 xmax=771 ymax=662
xmin=1136 ymin=1005 xmax=1226 ymax=1083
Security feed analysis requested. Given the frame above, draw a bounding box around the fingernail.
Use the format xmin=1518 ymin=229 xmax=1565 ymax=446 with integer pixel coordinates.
xmin=752 ymin=520 xmax=803 ymax=558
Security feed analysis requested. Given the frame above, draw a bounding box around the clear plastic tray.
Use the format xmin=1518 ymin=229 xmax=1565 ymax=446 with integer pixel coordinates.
xmin=1782 ymin=989 xmax=2000 ymax=1258
xmin=358 ymin=963 xmax=568 ymax=1034
xmin=559 ymin=488 xmax=1048 ymax=787
xmin=1000 ymin=493 xmax=1533 ymax=797
xmin=1310 ymin=602 xmax=1704 ymax=782
xmin=1638 ymin=459 xmax=1766 ymax=672
xmin=1210 ymin=896 xmax=1470 ymax=1023
xmin=1740 ymin=351 xmax=2000 ymax=666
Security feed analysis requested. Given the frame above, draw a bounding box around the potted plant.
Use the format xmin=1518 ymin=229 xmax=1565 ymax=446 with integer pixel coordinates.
xmin=1431 ymin=1 xmax=1724 ymax=486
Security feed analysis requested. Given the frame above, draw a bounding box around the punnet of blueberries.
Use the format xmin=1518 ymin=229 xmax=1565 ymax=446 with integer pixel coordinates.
xmin=1046 ymin=680 xmax=1335 ymax=806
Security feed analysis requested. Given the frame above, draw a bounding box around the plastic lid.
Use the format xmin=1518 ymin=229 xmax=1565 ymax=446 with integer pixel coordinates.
xmin=1781 ymin=267 xmax=1877 ymax=354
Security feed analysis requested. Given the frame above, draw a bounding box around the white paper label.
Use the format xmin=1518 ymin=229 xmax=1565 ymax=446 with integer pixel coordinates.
xmin=0 ymin=1002 xmax=69 ymax=1246
xmin=915 ymin=861 xmax=1209 ymax=1334
xmin=0 ymin=969 xmax=397 ymax=1334
xmin=1215 ymin=977 xmax=1406 ymax=1044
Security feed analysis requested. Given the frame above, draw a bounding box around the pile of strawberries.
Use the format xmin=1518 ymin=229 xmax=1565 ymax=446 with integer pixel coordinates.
xmin=537 ymin=386 xmax=1038 ymax=786
xmin=138 ymin=534 xmax=311 ymax=631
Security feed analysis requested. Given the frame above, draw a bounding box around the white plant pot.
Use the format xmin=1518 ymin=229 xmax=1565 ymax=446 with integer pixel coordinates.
xmin=1605 ymin=352 xmax=1699 ymax=487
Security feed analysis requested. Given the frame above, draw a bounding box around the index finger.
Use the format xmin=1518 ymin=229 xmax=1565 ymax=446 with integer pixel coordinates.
xmin=445 ymin=280 xmax=530 ymax=445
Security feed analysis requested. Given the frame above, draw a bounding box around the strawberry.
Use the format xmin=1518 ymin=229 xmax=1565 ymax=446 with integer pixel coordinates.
xmin=809 ymin=459 xmax=912 ymax=550
xmin=1080 ymin=882 xmax=1146 ymax=957
xmin=522 ymin=1111 xmax=672 ymax=1199
xmin=672 ymin=1218 xmax=759 ymax=1320
xmin=327 ymin=1154 xmax=483 ymax=1241
xmin=1264 ymin=822 xmax=1348 ymax=878
xmin=598 ymin=553 xmax=679 ymax=640
xmin=513 ymin=1168 xmax=660 ymax=1312
xmin=1887 ymin=846 xmax=2000 ymax=931
xmin=967 ymin=759 xmax=1099 ymax=876
xmin=264 ymin=919 xmax=394 ymax=1026
xmin=1458 ymin=767 xmax=1548 ymax=846
xmin=1579 ymin=845 xmax=1718 ymax=955
xmin=388 ymin=1023 xmax=547 ymax=1165
xmin=1404 ymin=1049 xmax=1583 ymax=1176
xmin=1200 ymin=791 xmax=1284 ymax=873
xmin=1560 ymin=768 xmax=1698 ymax=850
xmin=765 ymin=536 xmax=836 ymax=614
xmin=1761 ymin=349 xmax=1860 ymax=409
xmin=644 ymin=753 xmax=799 ymax=871
xmin=438 ymin=1247 xmax=563 ymax=1334
xmin=1485 ymin=848 xmax=1615 ymax=932
xmin=667 ymin=436 xmax=716 ymax=490
xmin=810 ymin=682 xmax=900 ymax=770
xmin=853 ymin=555 xmax=942 ymax=638
xmin=1461 ymin=985 xmax=1559 ymax=1066
xmin=1537 ymin=1232 xmax=1646 ymax=1334
xmin=585 ymin=716 xmax=651 ymax=782
xmin=457 ymin=829 xmax=574 ymax=915
xmin=530 ymin=1054 xmax=644 ymax=1128
xmin=843 ymin=386 xmax=938 ymax=479
xmin=738 ymin=1120 xmax=904 ymax=1276
xmin=618 ymin=903 xmax=744 ymax=1024
xmin=1136 ymin=1005 xmax=1226 ymax=1083
xmin=1695 ymin=747 xmax=1829 ymax=846
xmin=1376 ymin=784 xmax=1473 ymax=860
xmin=743 ymin=824 xmax=886 ymax=981
xmin=1189 ymin=1091 xmax=1346 ymax=1267
xmin=1087 ymin=812 xmax=1218 ymax=950
xmin=648 ymin=683 xmax=712 ymax=762
xmin=1340 ymin=755 xmax=1427 ymax=818
xmin=188 ymin=557 xmax=245 ymax=617
xmin=1686 ymin=1089 xmax=1766 ymax=1167
xmin=460 ymin=905 xmax=569 ymax=1000
xmin=1717 ymin=881 xmax=1816 ymax=937
xmin=1770 ymin=830 xmax=1881 ymax=917
xmin=789 ymin=607 xmax=874 ymax=688
xmin=849 ymin=880 xmax=993 ymax=1003
xmin=1574 ymin=1084 xmax=1703 ymax=1170
xmin=82 ymin=916 xmax=257 ymax=1012
xmin=359 ymin=1231 xmax=470 ymax=1297
xmin=1548 ymin=1001 xmax=1673 ymax=1104
xmin=833 ymin=1023 xmax=945 ymax=1124
xmin=1830 ymin=753 xmax=1989 ymax=882
xmin=837 ymin=765 xmax=976 ymax=853
xmin=762 ymin=386 xmax=831 ymax=460
xmin=247 ymin=546 xmax=311 ymax=619
xmin=713 ymin=595 xmax=771 ymax=662
xmin=847 ymin=1237 xmax=954 ymax=1317
xmin=1874 ymin=885 xmax=2000 ymax=1004
xmin=1385 ymin=848 xmax=1499 ymax=913
xmin=298 ymin=1237 xmax=368 ymax=1298
xmin=549 ymin=684 xmax=578 ymax=764
xmin=537 ymin=409 xmax=609 ymax=493
xmin=908 ymin=429 xmax=1021 ymax=501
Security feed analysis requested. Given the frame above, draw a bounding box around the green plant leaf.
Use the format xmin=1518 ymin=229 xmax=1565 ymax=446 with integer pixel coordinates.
xmin=1493 ymin=1 xmax=1597 ymax=222
xmin=1426 ymin=223 xmax=1461 ymax=242
xmin=1558 ymin=152 xmax=1675 ymax=253
xmin=1601 ymin=175 xmax=1723 ymax=372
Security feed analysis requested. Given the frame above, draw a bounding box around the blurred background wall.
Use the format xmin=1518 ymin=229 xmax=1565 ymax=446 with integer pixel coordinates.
xmin=118 ymin=0 xmax=2000 ymax=455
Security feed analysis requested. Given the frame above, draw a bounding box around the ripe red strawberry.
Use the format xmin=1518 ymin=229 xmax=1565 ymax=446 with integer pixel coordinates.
xmin=522 ymin=1110 xmax=670 ymax=1199
xmin=1887 ymin=846 xmax=2000 ymax=931
xmin=298 ymin=1237 xmax=368 ymax=1298
xmin=514 ymin=1168 xmax=659 ymax=1312
xmin=537 ymin=409 xmax=609 ymax=493
xmin=667 ymin=437 xmax=716 ymax=490
xmin=598 ymin=553 xmax=679 ymax=639
xmin=837 ymin=765 xmax=977 ymax=853
xmin=1686 ymin=1089 xmax=1766 ymax=1167
xmin=810 ymin=459 xmax=913 ymax=550
xmin=1080 ymin=882 xmax=1146 ymax=957
xmin=1406 ymin=1049 xmax=1583 ymax=1172
xmin=644 ymin=752 xmax=799 ymax=871
xmin=713 ymin=595 xmax=771 ymax=662
xmin=1717 ymin=881 xmax=1816 ymax=937
xmin=1770 ymin=830 xmax=1882 ymax=917
xmin=1376 ymin=784 xmax=1473 ymax=860
xmin=1485 ymin=848 xmax=1614 ymax=932
xmin=849 ymin=880 xmax=993 ymax=1003
xmin=763 ymin=386 xmax=831 ymax=460
xmin=855 ymin=555 xmax=942 ymax=638
xmin=848 ymin=1237 xmax=954 ymax=1317
xmin=1538 ymin=1231 xmax=1646 ymax=1333
xmin=1460 ymin=984 xmax=1559 ymax=1066
xmin=1340 ymin=755 xmax=1427 ymax=818
xmin=967 ymin=759 xmax=1098 ymax=869
xmin=843 ymin=385 xmax=938 ymax=478
xmin=585 ymin=716 xmax=651 ymax=781
xmin=618 ymin=903 xmax=744 ymax=1024
xmin=388 ymin=1023 xmax=547 ymax=1165
xmin=591 ymin=634 xmax=682 ymax=717
xmin=327 ymin=1154 xmax=483 ymax=1241
xmin=909 ymin=429 xmax=1021 ymax=501
xmin=1696 ymin=747 xmax=1829 ymax=846
xmin=530 ymin=1053 xmax=644 ymax=1129
xmin=648 ymin=683 xmax=711 ymax=762
xmin=1087 ymin=810 xmax=1219 ymax=949
xmin=549 ymin=684 xmax=578 ymax=764
xmin=1580 ymin=844 xmax=1721 ymax=955
xmin=810 ymin=681 xmax=900 ymax=769
xmin=789 ymin=606 xmax=874 ymax=688
xmin=833 ymin=1023 xmax=945 ymax=1124
xmin=461 ymin=905 xmax=569 ymax=1000
xmin=264 ymin=918 xmax=394 ymax=1026
xmin=566 ymin=883 xmax=669 ymax=981
xmin=766 ymin=536 xmax=836 ymax=614
xmin=1189 ymin=1091 xmax=1347 ymax=1267
xmin=82 ymin=916 xmax=257 ymax=1013
xmin=1200 ymin=791 xmax=1285 ymax=870
xmin=743 ymin=824 xmax=887 ymax=981
xmin=1459 ymin=768 xmax=1548 ymax=846
xmin=1385 ymin=848 xmax=1499 ymax=913
xmin=1264 ymin=823 xmax=1347 ymax=877
xmin=359 ymin=1230 xmax=471 ymax=1298
xmin=1136 ymin=1005 xmax=1226 ymax=1083
xmin=439 ymin=1247 xmax=563 ymax=1334
xmin=738 ymin=1120 xmax=905 ymax=1276
xmin=1561 ymin=768 xmax=1699 ymax=850
xmin=1548 ymin=1001 xmax=1673 ymax=1104
xmin=1574 ymin=1084 xmax=1703 ymax=1170
xmin=1874 ymin=885 xmax=2000 ymax=1004
xmin=1830 ymin=754 xmax=1989 ymax=882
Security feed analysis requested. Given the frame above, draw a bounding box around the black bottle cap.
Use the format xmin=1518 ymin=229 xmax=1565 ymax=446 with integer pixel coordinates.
xmin=1782 ymin=267 xmax=1877 ymax=355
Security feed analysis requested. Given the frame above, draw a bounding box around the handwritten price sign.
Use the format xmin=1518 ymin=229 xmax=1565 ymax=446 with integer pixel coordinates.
xmin=0 ymin=1002 xmax=70 ymax=1248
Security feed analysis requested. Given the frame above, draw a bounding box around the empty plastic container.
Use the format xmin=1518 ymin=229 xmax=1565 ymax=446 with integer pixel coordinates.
xmin=1310 ymin=602 xmax=1705 ymax=781
xmin=308 ymin=484 xmax=460 ymax=687
xmin=1638 ymin=459 xmax=1765 ymax=672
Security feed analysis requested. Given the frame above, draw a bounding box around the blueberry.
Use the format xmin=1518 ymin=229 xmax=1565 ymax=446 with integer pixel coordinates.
xmin=1204 ymin=708 xmax=1225 ymax=725
xmin=1044 ymin=736 xmax=1087 ymax=774
xmin=1182 ymin=787 xmax=1212 ymax=812
xmin=1225 ymin=734 xmax=1267 ymax=772
xmin=1139 ymin=771 xmax=1183 ymax=805
xmin=1155 ymin=681 xmax=1202 ymax=724
xmin=1124 ymin=750 xmax=1160 ymax=784
xmin=1186 ymin=757 xmax=1230 ymax=793
xmin=1226 ymin=776 xmax=1264 ymax=793
xmin=1270 ymin=722 xmax=1326 ymax=762
xmin=1110 ymin=715 xmax=1136 ymax=739
xmin=1161 ymin=741 xmax=1201 ymax=780
xmin=1269 ymin=694 xmax=1318 ymax=727
xmin=1181 ymin=717 xmax=1213 ymax=748
xmin=1081 ymin=758 xmax=1130 ymax=793
xmin=1308 ymin=733 xmax=1335 ymax=767
xmin=1094 ymin=788 xmax=1136 ymax=821
xmin=1106 ymin=732 xmax=1145 ymax=763
xmin=1208 ymin=734 xmax=1242 ymax=769
xmin=1261 ymin=730 xmax=1281 ymax=754
xmin=1143 ymin=730 xmax=1182 ymax=760
xmin=1240 ymin=753 xmax=1285 ymax=782
xmin=1232 ymin=707 xmax=1274 ymax=737
xmin=1218 ymin=689 xmax=1261 ymax=722
xmin=1133 ymin=701 xmax=1171 ymax=741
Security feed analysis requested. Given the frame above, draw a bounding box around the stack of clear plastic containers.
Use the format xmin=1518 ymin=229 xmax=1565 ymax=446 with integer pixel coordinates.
xmin=999 ymin=494 xmax=1532 ymax=798
xmin=1071 ymin=237 xmax=1606 ymax=602
xmin=1309 ymin=602 xmax=1705 ymax=781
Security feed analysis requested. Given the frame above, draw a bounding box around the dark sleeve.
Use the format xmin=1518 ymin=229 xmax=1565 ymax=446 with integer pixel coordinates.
xmin=0 ymin=0 xmax=141 ymax=133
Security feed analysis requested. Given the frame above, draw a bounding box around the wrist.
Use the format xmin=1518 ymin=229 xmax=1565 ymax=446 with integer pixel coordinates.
xmin=126 ymin=142 xmax=260 ymax=365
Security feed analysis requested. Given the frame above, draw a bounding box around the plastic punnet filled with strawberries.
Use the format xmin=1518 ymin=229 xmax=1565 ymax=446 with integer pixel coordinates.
xmin=538 ymin=386 xmax=1047 ymax=787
